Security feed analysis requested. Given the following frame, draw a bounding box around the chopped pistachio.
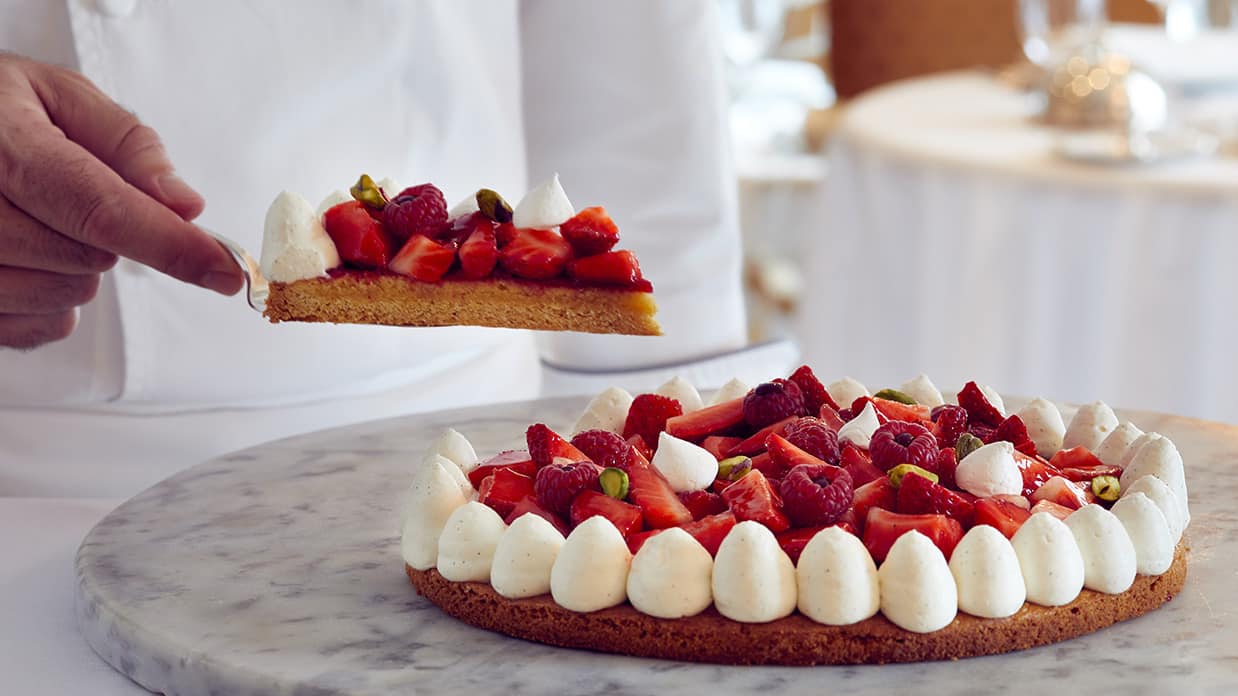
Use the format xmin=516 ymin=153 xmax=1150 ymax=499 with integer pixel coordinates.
xmin=717 ymin=455 xmax=752 ymax=482
xmin=1091 ymin=475 xmax=1120 ymax=502
xmin=955 ymin=432 xmax=985 ymax=460
xmin=600 ymin=467 xmax=630 ymax=500
xmin=476 ymin=188 xmax=513 ymax=223
xmin=350 ymin=174 xmax=388 ymax=210
xmin=873 ymin=388 xmax=917 ymax=405
xmin=887 ymin=463 xmax=938 ymax=488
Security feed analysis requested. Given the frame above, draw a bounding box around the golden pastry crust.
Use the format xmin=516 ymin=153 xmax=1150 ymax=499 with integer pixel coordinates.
xmin=264 ymin=274 xmax=661 ymax=336
xmin=406 ymin=543 xmax=1187 ymax=665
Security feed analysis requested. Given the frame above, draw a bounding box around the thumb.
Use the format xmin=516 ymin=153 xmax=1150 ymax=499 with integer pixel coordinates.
xmin=109 ymin=125 xmax=206 ymax=222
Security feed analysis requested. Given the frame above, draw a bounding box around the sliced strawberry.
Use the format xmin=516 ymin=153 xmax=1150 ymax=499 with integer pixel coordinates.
xmin=1030 ymin=476 xmax=1094 ymax=510
xmin=818 ymin=403 xmax=847 ymax=431
xmin=1012 ymin=450 xmax=1064 ymax=498
xmin=957 ymin=381 xmax=1004 ymax=427
xmin=503 ymin=495 xmax=569 ymax=537
xmin=625 ymin=448 xmax=693 ymax=528
xmin=726 ymin=417 xmax=797 ymax=456
xmin=466 ymin=450 xmax=536 ymax=489
xmin=526 ymin=423 xmax=589 ymax=468
xmin=896 ymin=471 xmax=975 ymax=527
xmin=569 ymin=489 xmax=644 ymax=538
xmin=1049 ymin=446 xmax=1105 ymax=472
xmin=495 ymin=222 xmax=518 ymax=247
xmin=993 ymin=414 xmax=1038 ymax=456
xmin=701 ymin=435 xmax=743 ymax=461
xmin=680 ymin=511 xmax=738 ymax=555
xmin=622 ymin=394 xmax=683 ymax=450
xmin=457 ymin=218 xmax=498 ymax=279
xmin=720 ymin=470 xmax=790 ymax=533
xmin=626 ymin=434 xmax=653 ymax=463
xmin=935 ymin=447 xmax=958 ymax=489
xmin=678 ymin=489 xmax=728 ymax=520
xmin=747 ymin=452 xmax=780 ymax=481
xmin=1029 ymin=498 xmax=1075 ymax=522
xmin=323 ymin=200 xmax=394 ymax=269
xmin=627 ymin=528 xmax=661 ymax=555
xmin=973 ymin=496 xmax=1032 ymax=539
xmin=839 ymin=442 xmax=886 ymax=487
xmin=664 ymin=398 xmax=746 ymax=441
xmin=870 ymin=397 xmax=932 ymax=425
xmin=1056 ymin=464 xmax=1125 ymax=483
xmin=851 ymin=476 xmax=897 ymax=534
xmin=389 ymin=234 xmax=456 ymax=282
xmin=765 ymin=433 xmax=828 ymax=478
xmin=560 ymin=206 xmax=620 ymax=257
xmin=497 ymin=227 xmax=572 ymax=280
xmin=476 ymin=468 xmax=535 ymax=518
xmin=567 ymin=250 xmax=644 ymax=285
xmin=775 ymin=521 xmax=858 ymax=563
xmin=862 ymin=508 xmax=964 ymax=563
xmin=847 ymin=396 xmax=889 ymax=425
xmin=788 ymin=365 xmax=839 ymax=413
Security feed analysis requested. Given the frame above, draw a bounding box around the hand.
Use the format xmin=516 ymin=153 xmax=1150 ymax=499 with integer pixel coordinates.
xmin=0 ymin=53 xmax=243 ymax=349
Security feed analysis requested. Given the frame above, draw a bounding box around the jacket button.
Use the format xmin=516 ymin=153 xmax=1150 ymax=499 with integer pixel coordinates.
xmin=96 ymin=0 xmax=137 ymax=19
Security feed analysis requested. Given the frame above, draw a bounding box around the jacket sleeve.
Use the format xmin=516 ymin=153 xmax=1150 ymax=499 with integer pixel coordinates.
xmin=519 ymin=0 xmax=749 ymax=378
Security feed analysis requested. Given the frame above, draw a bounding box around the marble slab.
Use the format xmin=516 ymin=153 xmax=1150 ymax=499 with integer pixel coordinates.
xmin=76 ymin=397 xmax=1238 ymax=696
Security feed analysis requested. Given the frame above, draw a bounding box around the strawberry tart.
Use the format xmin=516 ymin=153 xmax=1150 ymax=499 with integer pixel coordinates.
xmin=260 ymin=174 xmax=660 ymax=335
xmin=400 ymin=367 xmax=1189 ymax=665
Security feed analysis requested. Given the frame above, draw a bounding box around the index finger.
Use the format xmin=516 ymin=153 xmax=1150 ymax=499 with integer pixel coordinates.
xmin=0 ymin=122 xmax=242 ymax=294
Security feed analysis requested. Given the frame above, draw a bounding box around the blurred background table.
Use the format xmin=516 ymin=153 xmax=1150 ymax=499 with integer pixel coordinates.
xmin=793 ymin=70 xmax=1238 ymax=424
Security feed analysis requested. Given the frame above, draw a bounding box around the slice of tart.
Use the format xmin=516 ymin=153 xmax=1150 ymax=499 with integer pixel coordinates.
xmin=260 ymin=174 xmax=660 ymax=335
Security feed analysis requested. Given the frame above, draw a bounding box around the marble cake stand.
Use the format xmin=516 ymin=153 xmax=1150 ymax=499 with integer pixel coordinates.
xmin=76 ymin=397 xmax=1237 ymax=695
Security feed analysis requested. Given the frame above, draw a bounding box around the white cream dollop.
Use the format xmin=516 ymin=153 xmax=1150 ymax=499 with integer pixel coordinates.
xmin=550 ymin=516 xmax=631 ymax=612
xmin=570 ymin=386 xmax=634 ymax=436
xmin=1016 ymin=398 xmax=1066 ymax=457
xmin=827 ymin=377 xmax=869 ymax=409
xmin=419 ymin=452 xmax=472 ymax=501
xmin=949 ymin=525 xmax=1026 ymax=618
xmin=878 ymin=531 xmax=958 ymax=633
xmin=899 ymin=374 xmax=944 ymax=407
xmin=490 ymin=513 xmax=565 ymax=599
xmin=447 ymin=193 xmax=480 ymax=221
xmin=1062 ymin=401 xmax=1120 ymax=452
xmin=838 ymin=402 xmax=882 ymax=449
xmin=400 ymin=457 xmax=471 ymax=570
xmin=1111 ymin=492 xmax=1174 ymax=575
xmin=651 ymin=432 xmax=719 ymax=492
xmin=712 ymin=521 xmax=797 ymax=622
xmin=436 ymin=502 xmax=507 ymax=583
xmin=512 ymin=173 xmax=574 ymax=229
xmin=260 ymin=191 xmax=342 ymax=282
xmin=796 ymin=527 xmax=880 ymax=625
xmin=627 ymin=528 xmax=714 ymax=619
xmin=1093 ymin=422 xmax=1144 ymax=468
xmin=1123 ymin=474 xmax=1186 ymax=544
xmin=315 ymin=189 xmax=352 ymax=217
xmin=1064 ymin=504 xmax=1136 ymax=594
xmin=955 ymin=441 xmax=1023 ymax=497
xmin=429 ymin=428 xmax=478 ymax=475
xmin=1120 ymin=432 xmax=1164 ymax=469
xmin=1011 ymin=512 xmax=1085 ymax=606
xmin=656 ymin=376 xmax=704 ymax=413
xmin=710 ymin=378 xmax=750 ymax=405
xmin=1120 ymin=436 xmax=1189 ymax=525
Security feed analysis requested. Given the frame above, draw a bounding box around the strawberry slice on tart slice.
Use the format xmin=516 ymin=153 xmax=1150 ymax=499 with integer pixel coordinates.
xmin=569 ymin=489 xmax=644 ymax=538
xmin=992 ymin=414 xmax=1038 ymax=456
xmin=526 ymin=424 xmax=589 ymax=468
xmin=567 ymin=250 xmax=644 ymax=285
xmin=664 ymin=398 xmax=746 ymax=441
xmin=720 ymin=469 xmax=791 ymax=533
xmin=323 ymin=200 xmax=395 ymax=269
xmin=476 ymin=468 xmax=535 ymax=518
xmin=498 ymin=227 xmax=573 ymax=280
xmin=560 ymin=206 xmax=620 ymax=257
xmin=973 ymin=496 xmax=1033 ymax=539
xmin=862 ymin=508 xmax=964 ymax=563
xmin=389 ymin=234 xmax=456 ymax=282
xmin=787 ymin=364 xmax=840 ymax=413
xmin=624 ymin=448 xmax=693 ymax=529
xmin=457 ymin=217 xmax=499 ymax=279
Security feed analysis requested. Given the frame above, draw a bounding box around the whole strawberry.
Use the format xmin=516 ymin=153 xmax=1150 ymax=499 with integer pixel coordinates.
xmin=383 ymin=184 xmax=449 ymax=242
xmin=534 ymin=461 xmax=600 ymax=517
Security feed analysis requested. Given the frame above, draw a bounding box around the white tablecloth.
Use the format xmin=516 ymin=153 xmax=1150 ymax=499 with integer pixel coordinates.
xmin=797 ymin=72 xmax=1238 ymax=424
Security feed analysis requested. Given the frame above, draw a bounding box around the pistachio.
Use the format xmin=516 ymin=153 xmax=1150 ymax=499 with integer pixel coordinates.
xmin=600 ymin=467 xmax=630 ymax=500
xmin=350 ymin=174 xmax=388 ymax=210
xmin=1091 ymin=474 xmax=1120 ymax=502
xmin=476 ymin=188 xmax=513 ymax=223
xmin=955 ymin=432 xmax=984 ymax=460
xmin=873 ymin=388 xmax=917 ymax=405
xmin=717 ymin=455 xmax=752 ymax=482
xmin=887 ymin=463 xmax=938 ymax=488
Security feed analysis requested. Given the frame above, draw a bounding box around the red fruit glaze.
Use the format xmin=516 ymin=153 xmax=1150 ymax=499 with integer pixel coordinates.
xmin=323 ymin=201 xmax=394 ymax=270
xmin=862 ymin=508 xmax=964 ymax=562
xmin=498 ymin=228 xmax=573 ymax=280
xmin=622 ymin=394 xmax=683 ymax=449
xmin=560 ymin=206 xmax=620 ymax=257
xmin=533 ymin=461 xmax=600 ymax=517
xmin=476 ymin=468 xmax=536 ymax=518
xmin=664 ymin=398 xmax=746 ymax=441
xmin=526 ymin=424 xmax=589 ymax=468
xmin=569 ymin=489 xmax=644 ymax=538
xmin=624 ymin=449 xmax=693 ymax=529
xmin=567 ymin=250 xmax=644 ymax=285
xmin=388 ymin=234 xmax=455 ymax=282
xmin=457 ymin=218 xmax=499 ymax=279
xmin=720 ymin=470 xmax=791 ymax=533
xmin=383 ymin=183 xmax=449 ymax=242
xmin=779 ymin=463 xmax=854 ymax=527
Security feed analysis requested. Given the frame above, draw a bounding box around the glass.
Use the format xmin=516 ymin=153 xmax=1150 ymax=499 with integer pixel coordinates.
xmin=1017 ymin=0 xmax=1105 ymax=66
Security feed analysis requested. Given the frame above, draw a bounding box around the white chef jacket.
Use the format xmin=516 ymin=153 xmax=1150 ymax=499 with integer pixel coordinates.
xmin=0 ymin=0 xmax=757 ymax=497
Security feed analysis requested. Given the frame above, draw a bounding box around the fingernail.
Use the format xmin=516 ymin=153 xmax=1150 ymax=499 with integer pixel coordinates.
xmin=157 ymin=173 xmax=202 ymax=205
xmin=202 ymin=269 xmax=243 ymax=295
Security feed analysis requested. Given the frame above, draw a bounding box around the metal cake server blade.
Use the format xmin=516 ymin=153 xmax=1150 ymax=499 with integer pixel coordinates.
xmin=210 ymin=232 xmax=268 ymax=313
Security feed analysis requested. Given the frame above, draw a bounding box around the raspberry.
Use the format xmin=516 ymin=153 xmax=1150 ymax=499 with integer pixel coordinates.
xmin=783 ymin=417 xmax=841 ymax=465
xmin=742 ymin=380 xmax=805 ymax=429
xmin=930 ymin=404 xmax=968 ymax=449
xmin=993 ymin=414 xmax=1038 ymax=456
xmin=534 ymin=461 xmax=600 ymax=517
xmin=778 ymin=463 xmax=853 ymax=527
xmin=896 ymin=471 xmax=975 ymax=526
xmin=787 ymin=365 xmax=838 ymax=413
xmin=382 ymin=184 xmax=449 ymax=242
xmin=869 ymin=420 xmax=939 ymax=473
xmin=570 ymin=429 xmax=631 ymax=470
xmin=560 ymin=206 xmax=620 ymax=257
xmin=957 ymin=381 xmax=1004 ymax=427
xmin=622 ymin=394 xmax=683 ymax=450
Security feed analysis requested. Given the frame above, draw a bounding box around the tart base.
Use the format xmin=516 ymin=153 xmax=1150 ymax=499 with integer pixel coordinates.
xmin=406 ymin=543 xmax=1187 ymax=665
xmin=264 ymin=275 xmax=661 ymax=336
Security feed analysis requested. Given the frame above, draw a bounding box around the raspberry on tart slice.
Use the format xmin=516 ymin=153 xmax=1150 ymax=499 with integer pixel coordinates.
xmin=569 ymin=489 xmax=644 ymax=539
xmin=973 ymin=496 xmax=1032 ymax=539
xmin=534 ymin=461 xmax=601 ymax=517
xmin=720 ymin=470 xmax=791 ymax=533
xmin=664 ymin=398 xmax=746 ymax=441
xmin=569 ymin=430 xmax=631 ymax=470
xmin=779 ymin=463 xmax=854 ymax=527
xmin=622 ymin=394 xmax=684 ymax=450
xmin=526 ymin=424 xmax=589 ymax=468
xmin=862 ymin=508 xmax=964 ymax=562
xmin=477 ymin=468 xmax=536 ymax=518
xmin=383 ymin=184 xmax=449 ymax=242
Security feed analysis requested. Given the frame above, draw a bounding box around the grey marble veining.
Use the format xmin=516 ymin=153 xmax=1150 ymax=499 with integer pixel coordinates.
xmin=76 ymin=397 xmax=1238 ymax=696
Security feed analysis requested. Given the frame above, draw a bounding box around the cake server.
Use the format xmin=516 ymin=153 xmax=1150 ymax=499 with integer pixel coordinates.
xmin=210 ymin=233 xmax=268 ymax=313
